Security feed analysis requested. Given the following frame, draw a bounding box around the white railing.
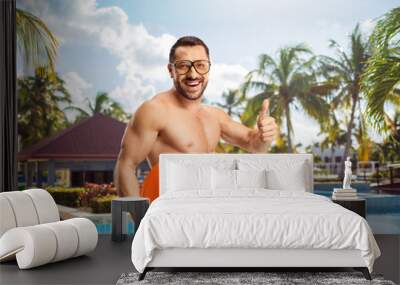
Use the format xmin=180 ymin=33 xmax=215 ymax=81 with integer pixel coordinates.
xmin=314 ymin=162 xmax=342 ymax=177
xmin=356 ymin=161 xmax=379 ymax=178
xmin=315 ymin=161 xmax=382 ymax=179
xmin=314 ymin=161 xmax=400 ymax=186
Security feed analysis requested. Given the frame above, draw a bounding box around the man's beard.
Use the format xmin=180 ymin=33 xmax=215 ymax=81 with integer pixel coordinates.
xmin=174 ymin=77 xmax=208 ymax=101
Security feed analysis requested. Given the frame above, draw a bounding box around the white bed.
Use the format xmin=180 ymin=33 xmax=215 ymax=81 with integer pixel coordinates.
xmin=131 ymin=154 xmax=380 ymax=280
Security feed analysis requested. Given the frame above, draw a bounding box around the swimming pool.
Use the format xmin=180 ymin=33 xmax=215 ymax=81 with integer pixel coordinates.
xmin=315 ymin=183 xmax=400 ymax=234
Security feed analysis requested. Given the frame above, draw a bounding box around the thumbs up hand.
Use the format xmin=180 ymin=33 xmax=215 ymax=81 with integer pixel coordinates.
xmin=256 ymin=99 xmax=277 ymax=144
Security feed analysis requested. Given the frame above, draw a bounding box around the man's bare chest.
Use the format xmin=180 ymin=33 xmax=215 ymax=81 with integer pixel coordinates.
xmin=157 ymin=109 xmax=221 ymax=152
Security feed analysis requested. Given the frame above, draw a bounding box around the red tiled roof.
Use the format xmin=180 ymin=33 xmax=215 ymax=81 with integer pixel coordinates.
xmin=18 ymin=113 xmax=127 ymax=160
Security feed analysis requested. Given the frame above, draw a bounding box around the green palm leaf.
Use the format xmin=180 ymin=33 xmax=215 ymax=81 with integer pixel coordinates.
xmin=241 ymin=44 xmax=329 ymax=152
xmin=16 ymin=8 xmax=59 ymax=74
xmin=320 ymin=24 xmax=371 ymax=164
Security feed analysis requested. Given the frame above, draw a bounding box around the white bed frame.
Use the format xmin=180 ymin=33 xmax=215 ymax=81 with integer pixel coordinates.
xmin=140 ymin=154 xmax=370 ymax=280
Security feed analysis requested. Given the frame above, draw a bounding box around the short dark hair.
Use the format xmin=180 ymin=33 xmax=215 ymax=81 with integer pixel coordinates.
xmin=169 ymin=36 xmax=209 ymax=63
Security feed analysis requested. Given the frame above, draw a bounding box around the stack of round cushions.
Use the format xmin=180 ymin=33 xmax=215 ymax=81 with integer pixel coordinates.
xmin=0 ymin=189 xmax=98 ymax=269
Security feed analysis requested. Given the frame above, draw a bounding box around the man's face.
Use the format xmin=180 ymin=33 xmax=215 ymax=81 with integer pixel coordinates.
xmin=168 ymin=45 xmax=210 ymax=101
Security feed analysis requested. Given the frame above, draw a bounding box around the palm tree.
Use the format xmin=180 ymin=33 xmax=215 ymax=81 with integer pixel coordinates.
xmin=319 ymin=113 xmax=347 ymax=166
xmin=362 ymin=7 xmax=400 ymax=132
xmin=268 ymin=133 xmax=302 ymax=153
xmin=320 ymin=24 xmax=370 ymax=164
xmin=305 ymin=142 xmax=322 ymax=163
xmin=355 ymin=113 xmax=373 ymax=162
xmin=214 ymin=88 xmax=246 ymax=153
xmin=16 ymin=8 xmax=59 ymax=74
xmin=384 ymin=108 xmax=400 ymax=139
xmin=65 ymin=92 xmax=130 ymax=122
xmin=18 ymin=67 xmax=71 ymax=148
xmin=375 ymin=111 xmax=400 ymax=163
xmin=215 ymin=141 xmax=245 ymax=154
xmin=241 ymin=44 xmax=332 ymax=152
xmin=215 ymin=89 xmax=246 ymax=118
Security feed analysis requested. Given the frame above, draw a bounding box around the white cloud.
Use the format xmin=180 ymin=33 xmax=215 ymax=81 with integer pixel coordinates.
xmin=17 ymin=0 xmax=173 ymax=113
xmin=17 ymin=0 xmax=249 ymax=114
xmin=61 ymin=72 xmax=93 ymax=120
xmin=109 ymin=78 xmax=156 ymax=114
xmin=205 ymin=63 xmax=249 ymax=103
xmin=291 ymin=113 xmax=321 ymax=150
xmin=62 ymin=72 xmax=92 ymax=104
xmin=360 ymin=18 xmax=376 ymax=35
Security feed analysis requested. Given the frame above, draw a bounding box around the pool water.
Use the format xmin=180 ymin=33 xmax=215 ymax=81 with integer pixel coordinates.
xmin=315 ymin=183 xmax=400 ymax=234
xmin=314 ymin=183 xmax=373 ymax=193
xmin=96 ymin=222 xmax=135 ymax=235
xmin=86 ymin=212 xmax=136 ymax=235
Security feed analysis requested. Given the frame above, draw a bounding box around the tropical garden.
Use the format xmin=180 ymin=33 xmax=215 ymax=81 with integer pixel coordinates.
xmin=216 ymin=8 xmax=400 ymax=169
xmin=16 ymin=6 xmax=400 ymax=208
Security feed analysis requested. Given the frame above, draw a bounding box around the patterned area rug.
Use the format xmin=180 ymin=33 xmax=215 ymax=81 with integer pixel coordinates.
xmin=116 ymin=271 xmax=396 ymax=285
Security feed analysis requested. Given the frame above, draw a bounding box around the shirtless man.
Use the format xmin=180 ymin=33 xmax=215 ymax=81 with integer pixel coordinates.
xmin=114 ymin=36 xmax=277 ymax=198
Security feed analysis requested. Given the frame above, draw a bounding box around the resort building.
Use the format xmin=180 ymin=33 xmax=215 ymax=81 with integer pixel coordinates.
xmin=17 ymin=113 xmax=150 ymax=188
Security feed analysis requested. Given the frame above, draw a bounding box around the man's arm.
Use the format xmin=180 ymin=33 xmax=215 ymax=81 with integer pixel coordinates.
xmin=114 ymin=101 xmax=164 ymax=197
xmin=217 ymin=99 xmax=277 ymax=153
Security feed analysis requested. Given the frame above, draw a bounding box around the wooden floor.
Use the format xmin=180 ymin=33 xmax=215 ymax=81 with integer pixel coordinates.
xmin=0 ymin=235 xmax=399 ymax=285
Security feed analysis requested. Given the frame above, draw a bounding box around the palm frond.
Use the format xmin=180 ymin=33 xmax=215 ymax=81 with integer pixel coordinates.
xmin=63 ymin=106 xmax=90 ymax=117
xmin=16 ymin=8 xmax=59 ymax=74
xmin=362 ymin=7 xmax=400 ymax=132
xmin=371 ymin=7 xmax=400 ymax=49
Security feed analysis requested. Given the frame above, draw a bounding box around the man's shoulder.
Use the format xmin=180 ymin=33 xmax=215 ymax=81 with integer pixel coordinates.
xmin=134 ymin=93 xmax=169 ymax=115
xmin=203 ymin=105 xmax=228 ymax=120
xmin=203 ymin=104 xmax=220 ymax=113
xmin=151 ymin=91 xmax=171 ymax=105
xmin=129 ymin=93 xmax=170 ymax=129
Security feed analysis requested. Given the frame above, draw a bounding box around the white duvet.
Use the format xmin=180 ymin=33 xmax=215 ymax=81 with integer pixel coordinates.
xmin=131 ymin=189 xmax=380 ymax=273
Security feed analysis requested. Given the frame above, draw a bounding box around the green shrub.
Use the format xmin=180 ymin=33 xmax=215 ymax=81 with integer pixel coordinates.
xmin=46 ymin=186 xmax=86 ymax=207
xmin=90 ymin=194 xmax=118 ymax=213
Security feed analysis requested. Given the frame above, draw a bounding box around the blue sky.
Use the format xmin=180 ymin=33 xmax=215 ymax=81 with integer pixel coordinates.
xmin=97 ymin=0 xmax=397 ymax=64
xmin=17 ymin=0 xmax=400 ymax=148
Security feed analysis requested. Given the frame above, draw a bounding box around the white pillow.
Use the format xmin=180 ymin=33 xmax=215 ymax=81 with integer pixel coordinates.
xmin=212 ymin=168 xmax=237 ymax=190
xmin=266 ymin=163 xmax=306 ymax=191
xmin=210 ymin=159 xmax=237 ymax=170
xmin=167 ymin=162 xmax=212 ymax=191
xmin=236 ymin=169 xmax=267 ymax=188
